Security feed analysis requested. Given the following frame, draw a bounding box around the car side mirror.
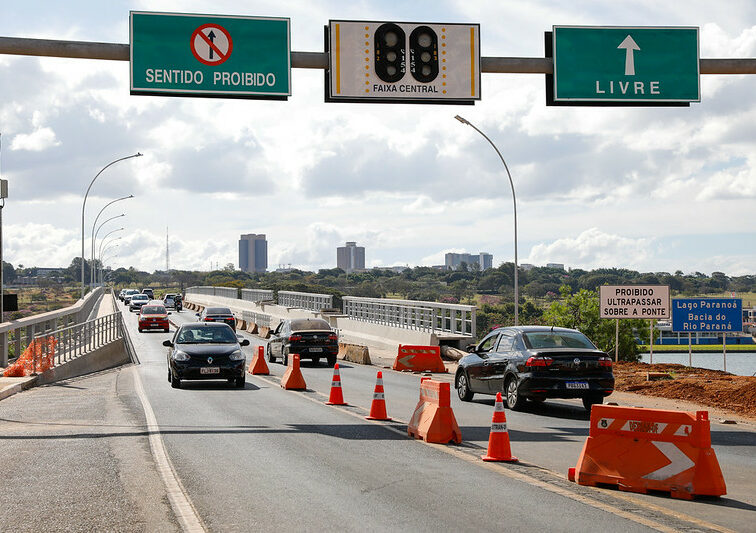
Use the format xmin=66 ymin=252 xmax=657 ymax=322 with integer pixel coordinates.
xmin=195 ymin=312 xmax=200 ymax=317
xmin=240 ymin=339 xmax=250 ymax=347
xmin=162 ymin=340 xmax=173 ymax=347
xmin=167 ymin=312 xmax=172 ymax=315
xmin=466 ymin=344 xmax=476 ymax=353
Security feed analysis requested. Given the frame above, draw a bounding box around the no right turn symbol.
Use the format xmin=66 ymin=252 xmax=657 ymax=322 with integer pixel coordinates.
xmin=191 ymin=23 xmax=233 ymax=66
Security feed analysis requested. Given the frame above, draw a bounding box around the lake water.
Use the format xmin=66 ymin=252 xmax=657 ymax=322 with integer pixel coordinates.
xmin=640 ymin=352 xmax=756 ymax=377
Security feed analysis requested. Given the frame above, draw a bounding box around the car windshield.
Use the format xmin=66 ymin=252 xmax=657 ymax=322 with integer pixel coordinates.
xmin=522 ymin=331 xmax=596 ymax=350
xmin=207 ymin=307 xmax=232 ymax=315
xmin=290 ymin=319 xmax=332 ymax=331
xmin=176 ymin=326 xmax=237 ymax=344
xmin=133 ymin=295 xmax=148 ymax=301
xmin=142 ymin=306 xmax=165 ymax=315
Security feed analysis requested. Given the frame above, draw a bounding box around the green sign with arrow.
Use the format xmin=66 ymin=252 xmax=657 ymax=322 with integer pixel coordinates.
xmin=552 ymin=26 xmax=700 ymax=103
xmin=130 ymin=11 xmax=291 ymax=99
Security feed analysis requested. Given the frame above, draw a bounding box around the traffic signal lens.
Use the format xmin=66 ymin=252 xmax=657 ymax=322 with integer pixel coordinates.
xmin=417 ymin=32 xmax=432 ymax=48
xmin=384 ymin=31 xmax=399 ymax=47
xmin=422 ymin=65 xmax=431 ymax=76
xmin=421 ymin=51 xmax=431 ymax=62
xmin=387 ymin=65 xmax=397 ymax=76
xmin=387 ymin=51 xmax=397 ymax=62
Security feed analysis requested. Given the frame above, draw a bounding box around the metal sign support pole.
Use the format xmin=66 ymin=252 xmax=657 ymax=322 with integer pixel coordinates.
xmin=723 ymin=333 xmax=727 ymax=373
xmin=615 ymin=319 xmax=619 ymax=362
xmin=649 ymin=319 xmax=654 ymax=364
xmin=688 ymin=332 xmax=692 ymax=367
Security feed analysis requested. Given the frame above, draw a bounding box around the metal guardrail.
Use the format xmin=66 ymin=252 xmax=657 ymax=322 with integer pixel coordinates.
xmin=186 ymin=286 xmax=238 ymax=299
xmin=240 ymin=288 xmax=274 ymax=303
xmin=0 ymin=287 xmax=104 ymax=366
xmin=35 ymin=311 xmax=124 ymax=366
xmin=342 ymin=296 xmax=476 ymax=336
xmin=241 ymin=310 xmax=271 ymax=328
xmin=278 ymin=290 xmax=333 ymax=311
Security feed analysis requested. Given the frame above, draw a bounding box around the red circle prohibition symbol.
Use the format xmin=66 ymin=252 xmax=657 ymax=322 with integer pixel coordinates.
xmin=190 ymin=23 xmax=233 ymax=66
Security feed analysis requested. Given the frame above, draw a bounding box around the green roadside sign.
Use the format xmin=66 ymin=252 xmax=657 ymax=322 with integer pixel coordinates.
xmin=553 ymin=26 xmax=700 ymax=103
xmin=130 ymin=11 xmax=291 ymax=99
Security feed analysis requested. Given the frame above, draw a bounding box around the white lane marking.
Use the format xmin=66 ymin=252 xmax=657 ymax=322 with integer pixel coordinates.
xmin=643 ymin=441 xmax=695 ymax=481
xmin=132 ymin=367 xmax=206 ymax=532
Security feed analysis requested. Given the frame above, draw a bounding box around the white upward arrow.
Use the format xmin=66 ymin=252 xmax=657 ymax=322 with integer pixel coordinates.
xmin=617 ymin=35 xmax=640 ymax=76
xmin=642 ymin=442 xmax=695 ymax=481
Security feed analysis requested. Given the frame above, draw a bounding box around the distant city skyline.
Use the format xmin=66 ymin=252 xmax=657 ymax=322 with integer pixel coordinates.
xmin=238 ymin=234 xmax=267 ymax=273
xmin=445 ymin=252 xmax=493 ymax=271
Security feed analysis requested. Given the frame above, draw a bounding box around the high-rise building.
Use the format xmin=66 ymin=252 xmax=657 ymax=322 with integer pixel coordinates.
xmin=445 ymin=251 xmax=494 ymax=271
xmin=238 ymin=234 xmax=268 ymax=273
xmin=337 ymin=241 xmax=365 ymax=273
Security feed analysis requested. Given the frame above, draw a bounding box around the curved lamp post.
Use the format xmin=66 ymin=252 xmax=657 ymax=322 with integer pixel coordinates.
xmin=90 ymin=194 xmax=133 ymax=284
xmin=98 ymin=240 xmax=121 ymax=285
xmin=454 ymin=115 xmax=519 ymax=326
xmin=99 ymin=252 xmax=119 ymax=285
xmin=80 ymin=153 xmax=141 ymax=298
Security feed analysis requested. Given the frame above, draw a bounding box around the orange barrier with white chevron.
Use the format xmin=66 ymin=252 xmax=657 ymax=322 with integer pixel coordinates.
xmin=568 ymin=405 xmax=726 ymax=500
xmin=393 ymin=345 xmax=446 ymax=373
xmin=408 ymin=378 xmax=461 ymax=444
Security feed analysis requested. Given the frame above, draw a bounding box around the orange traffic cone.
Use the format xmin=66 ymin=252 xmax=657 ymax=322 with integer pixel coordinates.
xmin=248 ymin=345 xmax=269 ymax=375
xmin=281 ymin=354 xmax=307 ymax=390
xmin=325 ymin=363 xmax=347 ymax=405
xmin=481 ymin=392 xmax=518 ymax=462
xmin=366 ymin=371 xmax=391 ymax=421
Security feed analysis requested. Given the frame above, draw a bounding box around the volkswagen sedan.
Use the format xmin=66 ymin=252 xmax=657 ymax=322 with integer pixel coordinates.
xmin=455 ymin=326 xmax=614 ymax=411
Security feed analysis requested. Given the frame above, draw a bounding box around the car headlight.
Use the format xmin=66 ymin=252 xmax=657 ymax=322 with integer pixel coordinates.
xmin=229 ymin=349 xmax=244 ymax=361
xmin=172 ymin=350 xmax=190 ymax=361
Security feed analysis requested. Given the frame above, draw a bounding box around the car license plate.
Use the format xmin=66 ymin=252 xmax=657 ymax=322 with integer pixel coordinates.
xmin=566 ymin=381 xmax=589 ymax=389
xmin=309 ymin=347 xmax=323 ymax=353
xmin=200 ymin=367 xmax=220 ymax=374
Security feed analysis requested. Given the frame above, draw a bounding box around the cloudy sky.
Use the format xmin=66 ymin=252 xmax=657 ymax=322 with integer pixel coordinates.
xmin=0 ymin=1 xmax=754 ymax=275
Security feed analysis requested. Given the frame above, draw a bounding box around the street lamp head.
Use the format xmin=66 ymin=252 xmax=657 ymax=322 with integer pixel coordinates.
xmin=454 ymin=115 xmax=470 ymax=125
xmin=135 ymin=152 xmax=143 ymax=157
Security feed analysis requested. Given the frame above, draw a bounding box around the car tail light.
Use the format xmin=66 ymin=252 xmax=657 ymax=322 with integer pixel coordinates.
xmin=289 ymin=334 xmax=302 ymax=342
xmin=328 ymin=333 xmax=338 ymax=341
xmin=599 ymin=357 xmax=612 ymax=368
xmin=525 ymin=356 xmax=553 ymax=368
xmin=204 ymin=317 xmax=214 ymax=321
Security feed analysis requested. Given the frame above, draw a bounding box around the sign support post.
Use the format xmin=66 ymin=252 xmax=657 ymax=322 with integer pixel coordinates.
xmin=688 ymin=333 xmax=692 ymax=367
xmin=723 ymin=333 xmax=727 ymax=373
xmin=615 ymin=319 xmax=619 ymax=363
xmin=649 ymin=319 xmax=654 ymax=364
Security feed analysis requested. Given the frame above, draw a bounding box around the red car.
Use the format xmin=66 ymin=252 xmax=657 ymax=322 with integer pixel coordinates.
xmin=139 ymin=302 xmax=170 ymax=333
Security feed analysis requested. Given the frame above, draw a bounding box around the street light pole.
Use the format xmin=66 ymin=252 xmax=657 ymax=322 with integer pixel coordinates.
xmin=80 ymin=153 xmax=141 ymax=299
xmin=454 ymin=115 xmax=520 ymax=326
xmin=93 ymin=214 xmax=124 ymax=276
xmin=99 ymin=240 xmax=120 ymax=285
xmin=90 ymin=194 xmax=133 ymax=285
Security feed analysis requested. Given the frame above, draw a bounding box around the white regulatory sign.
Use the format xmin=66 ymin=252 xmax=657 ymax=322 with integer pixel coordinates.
xmin=327 ymin=20 xmax=481 ymax=103
xmin=599 ymin=285 xmax=670 ymax=319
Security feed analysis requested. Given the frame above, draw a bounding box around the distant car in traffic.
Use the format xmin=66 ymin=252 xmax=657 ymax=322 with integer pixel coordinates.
xmin=139 ymin=302 xmax=170 ymax=332
xmin=141 ymin=288 xmax=155 ymax=300
xmin=455 ymin=326 xmax=614 ymax=411
xmin=129 ymin=293 xmax=150 ymax=312
xmin=196 ymin=307 xmax=236 ymax=330
xmin=163 ymin=294 xmax=176 ymax=309
xmin=267 ymin=318 xmax=339 ymax=367
xmin=123 ymin=289 xmax=140 ymax=304
xmin=164 ymin=322 xmax=250 ymax=389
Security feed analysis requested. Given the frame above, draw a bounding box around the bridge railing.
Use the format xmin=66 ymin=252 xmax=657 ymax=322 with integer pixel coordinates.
xmin=277 ymin=290 xmax=333 ymax=311
xmin=0 ymin=287 xmax=104 ymax=367
xmin=241 ymin=310 xmax=271 ymax=328
xmin=240 ymin=288 xmax=274 ymax=303
xmin=35 ymin=311 xmax=124 ymax=366
xmin=342 ymin=296 xmax=476 ymax=336
xmin=185 ymin=286 xmax=238 ymax=299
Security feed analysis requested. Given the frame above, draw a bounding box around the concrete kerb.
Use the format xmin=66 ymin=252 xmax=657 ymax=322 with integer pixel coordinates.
xmin=0 ymin=374 xmax=39 ymax=402
xmin=247 ymin=322 xmax=258 ymax=334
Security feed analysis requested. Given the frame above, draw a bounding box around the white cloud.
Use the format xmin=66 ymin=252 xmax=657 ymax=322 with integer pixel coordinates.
xmin=10 ymin=127 xmax=61 ymax=151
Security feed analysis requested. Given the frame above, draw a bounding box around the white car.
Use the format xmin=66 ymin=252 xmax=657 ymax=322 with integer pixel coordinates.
xmin=129 ymin=293 xmax=150 ymax=312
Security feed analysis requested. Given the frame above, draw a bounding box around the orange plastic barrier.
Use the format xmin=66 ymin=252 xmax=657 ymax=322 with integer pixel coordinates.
xmin=366 ymin=371 xmax=391 ymax=421
xmin=569 ymin=405 xmax=726 ymax=500
xmin=481 ymin=392 xmax=517 ymax=462
xmin=3 ymin=337 xmax=56 ymax=377
xmin=281 ymin=353 xmax=307 ymax=390
xmin=393 ymin=345 xmax=446 ymax=373
xmin=325 ymin=363 xmax=347 ymax=405
xmin=408 ymin=378 xmax=461 ymax=444
xmin=248 ymin=345 xmax=269 ymax=375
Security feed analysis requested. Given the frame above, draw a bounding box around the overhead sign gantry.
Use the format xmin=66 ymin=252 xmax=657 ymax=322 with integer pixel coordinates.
xmin=326 ymin=20 xmax=481 ymax=104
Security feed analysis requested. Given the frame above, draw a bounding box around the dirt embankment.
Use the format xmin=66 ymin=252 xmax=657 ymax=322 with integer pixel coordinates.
xmin=614 ymin=361 xmax=756 ymax=419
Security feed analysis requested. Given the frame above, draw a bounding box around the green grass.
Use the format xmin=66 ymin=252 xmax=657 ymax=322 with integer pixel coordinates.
xmin=638 ymin=344 xmax=756 ymax=353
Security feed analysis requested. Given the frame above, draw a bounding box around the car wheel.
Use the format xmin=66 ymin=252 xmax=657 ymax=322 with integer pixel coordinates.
xmin=138 ymin=328 xmax=143 ymax=333
xmin=235 ymin=375 xmax=245 ymax=388
xmin=170 ymin=373 xmax=181 ymax=389
xmin=582 ymin=394 xmax=603 ymax=412
xmin=266 ymin=344 xmax=275 ymax=363
xmin=505 ymin=376 xmax=526 ymax=410
xmin=282 ymin=348 xmax=289 ymax=367
xmin=326 ymin=355 xmax=336 ymax=367
xmin=456 ymin=372 xmax=474 ymax=402
xmin=168 ymin=368 xmax=172 ymax=383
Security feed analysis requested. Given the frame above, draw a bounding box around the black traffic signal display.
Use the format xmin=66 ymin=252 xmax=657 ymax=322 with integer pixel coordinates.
xmin=374 ymin=23 xmax=406 ymax=83
xmin=409 ymin=26 xmax=439 ymax=83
